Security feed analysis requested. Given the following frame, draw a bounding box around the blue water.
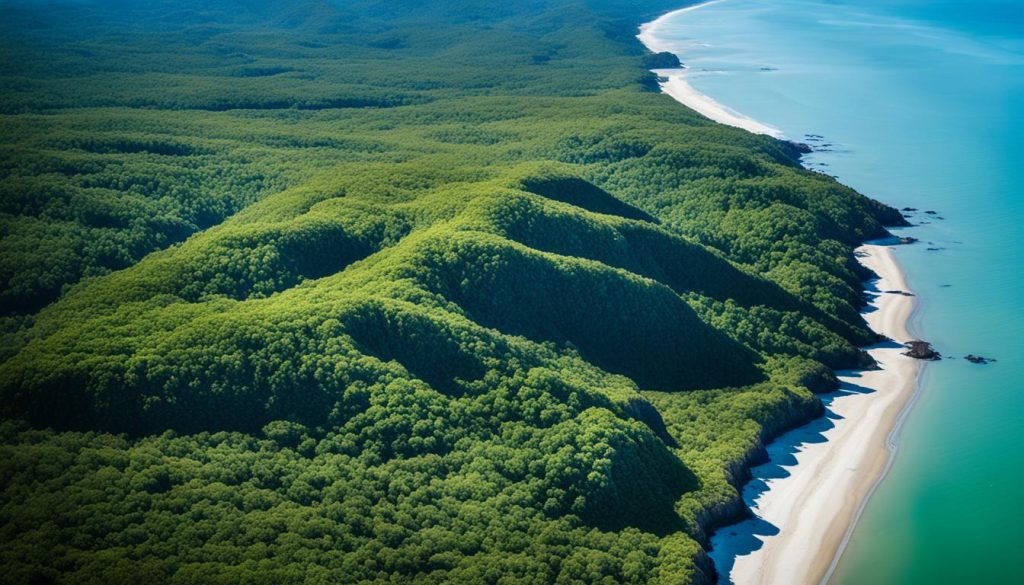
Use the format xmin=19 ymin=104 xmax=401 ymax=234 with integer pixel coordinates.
xmin=649 ymin=1 xmax=1024 ymax=583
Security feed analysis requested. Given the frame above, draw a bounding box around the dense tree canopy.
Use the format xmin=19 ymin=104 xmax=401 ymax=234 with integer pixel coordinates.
xmin=0 ymin=0 xmax=904 ymax=583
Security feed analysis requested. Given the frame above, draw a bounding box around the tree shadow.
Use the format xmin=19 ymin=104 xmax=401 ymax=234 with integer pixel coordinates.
xmin=871 ymin=339 xmax=905 ymax=350
xmin=711 ymin=516 xmax=781 ymax=583
xmin=861 ymin=275 xmax=882 ymax=314
xmin=708 ymin=379 xmax=875 ymax=582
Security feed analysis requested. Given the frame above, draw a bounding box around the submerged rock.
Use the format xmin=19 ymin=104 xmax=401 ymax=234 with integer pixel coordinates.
xmin=964 ymin=354 xmax=996 ymax=364
xmin=899 ymin=236 xmax=919 ymax=245
xmin=903 ymin=341 xmax=941 ymax=360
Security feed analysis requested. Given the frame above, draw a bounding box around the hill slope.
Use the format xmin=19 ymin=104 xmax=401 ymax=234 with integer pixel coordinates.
xmin=0 ymin=1 xmax=904 ymax=583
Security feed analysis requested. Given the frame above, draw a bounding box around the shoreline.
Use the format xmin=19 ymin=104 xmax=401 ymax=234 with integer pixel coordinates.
xmin=637 ymin=1 xmax=784 ymax=138
xmin=706 ymin=245 xmax=922 ymax=584
xmin=820 ymin=296 xmax=928 ymax=585
xmin=638 ymin=6 xmax=925 ymax=584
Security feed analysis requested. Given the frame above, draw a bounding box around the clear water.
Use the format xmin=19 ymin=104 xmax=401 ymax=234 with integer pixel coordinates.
xmin=648 ymin=1 xmax=1024 ymax=582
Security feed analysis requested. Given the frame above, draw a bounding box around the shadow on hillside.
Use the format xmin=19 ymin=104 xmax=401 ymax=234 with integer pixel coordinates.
xmin=518 ymin=174 xmax=657 ymax=223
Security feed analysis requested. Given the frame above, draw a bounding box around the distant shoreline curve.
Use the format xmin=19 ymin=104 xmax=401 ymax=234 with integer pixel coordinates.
xmin=637 ymin=0 xmax=785 ymax=138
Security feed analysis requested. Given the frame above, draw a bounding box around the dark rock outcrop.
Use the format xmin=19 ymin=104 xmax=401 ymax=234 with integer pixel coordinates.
xmin=964 ymin=354 xmax=996 ymax=364
xmin=903 ymin=340 xmax=941 ymax=360
xmin=899 ymin=236 xmax=919 ymax=245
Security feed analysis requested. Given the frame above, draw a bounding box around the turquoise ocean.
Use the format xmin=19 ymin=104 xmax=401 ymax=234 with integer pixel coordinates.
xmin=647 ymin=1 xmax=1024 ymax=583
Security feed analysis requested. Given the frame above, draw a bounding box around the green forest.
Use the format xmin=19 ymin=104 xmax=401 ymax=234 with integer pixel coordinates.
xmin=0 ymin=0 xmax=906 ymax=583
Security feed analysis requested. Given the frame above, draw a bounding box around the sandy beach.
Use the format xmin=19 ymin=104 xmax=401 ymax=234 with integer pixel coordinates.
xmin=638 ymin=1 xmax=784 ymax=138
xmin=638 ymin=0 xmax=725 ymax=54
xmin=709 ymin=245 xmax=921 ymax=584
xmin=656 ymin=74 xmax=784 ymax=138
xmin=639 ymin=7 xmax=925 ymax=583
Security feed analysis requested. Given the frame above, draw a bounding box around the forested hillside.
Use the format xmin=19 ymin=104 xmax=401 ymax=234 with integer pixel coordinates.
xmin=0 ymin=1 xmax=905 ymax=583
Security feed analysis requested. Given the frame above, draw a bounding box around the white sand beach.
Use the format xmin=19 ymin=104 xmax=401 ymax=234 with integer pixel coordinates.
xmin=639 ymin=6 xmax=926 ymax=582
xmin=638 ymin=1 xmax=785 ymax=138
xmin=709 ymin=245 xmax=921 ymax=584
xmin=656 ymin=73 xmax=784 ymax=138
xmin=638 ymin=1 xmax=726 ymax=54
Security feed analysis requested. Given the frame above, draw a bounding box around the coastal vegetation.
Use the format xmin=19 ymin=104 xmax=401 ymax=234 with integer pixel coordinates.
xmin=0 ymin=0 xmax=904 ymax=582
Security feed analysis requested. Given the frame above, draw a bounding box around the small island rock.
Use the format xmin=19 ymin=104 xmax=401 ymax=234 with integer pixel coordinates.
xmin=903 ymin=340 xmax=941 ymax=360
xmin=964 ymin=354 xmax=996 ymax=364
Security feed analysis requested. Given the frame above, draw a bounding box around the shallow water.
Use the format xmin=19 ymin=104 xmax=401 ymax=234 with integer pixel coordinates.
xmin=646 ymin=1 xmax=1024 ymax=582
